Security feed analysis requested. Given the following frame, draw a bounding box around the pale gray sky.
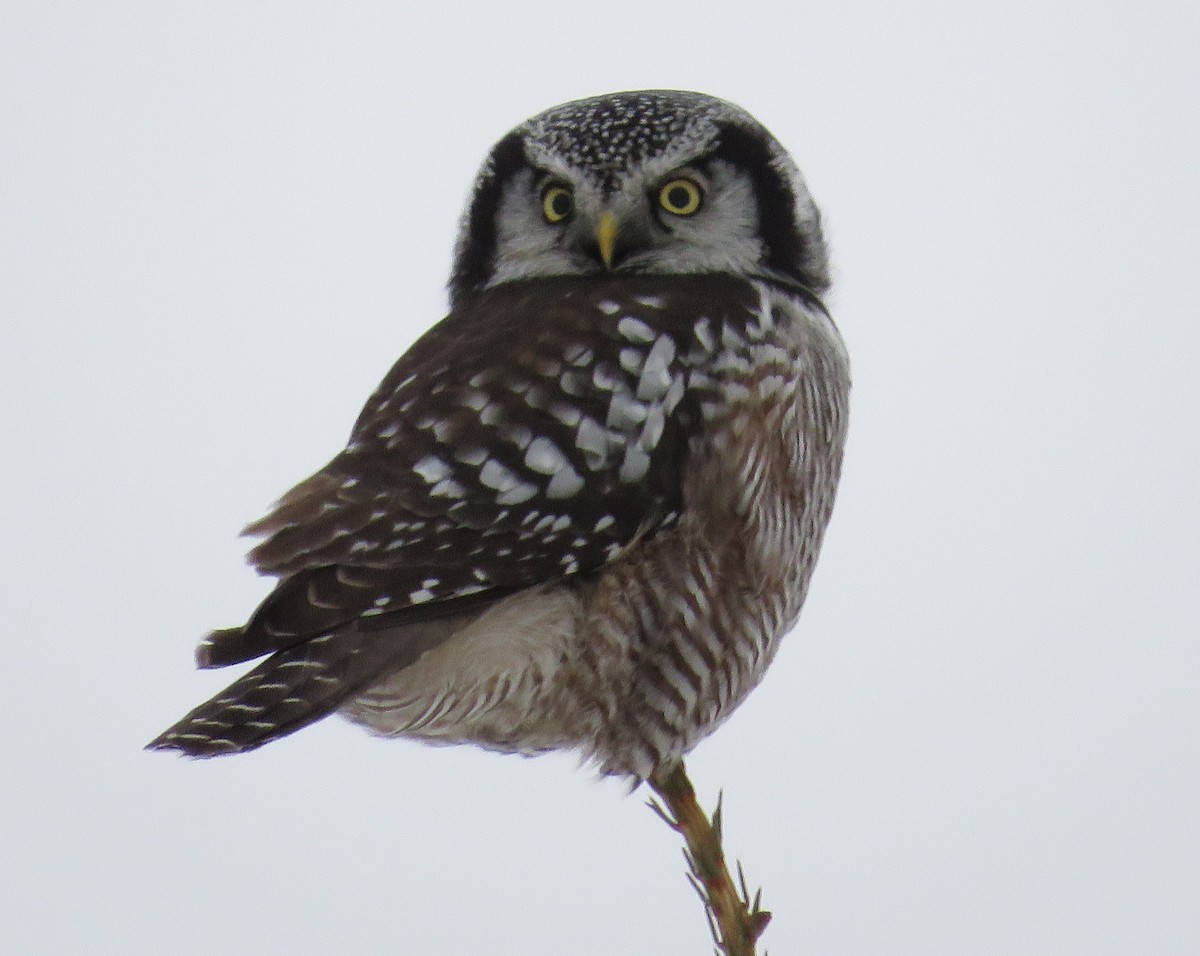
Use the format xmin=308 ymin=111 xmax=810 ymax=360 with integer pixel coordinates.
xmin=3 ymin=1 xmax=1198 ymax=953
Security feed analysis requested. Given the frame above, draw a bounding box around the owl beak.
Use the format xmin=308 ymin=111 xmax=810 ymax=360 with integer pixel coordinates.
xmin=596 ymin=210 xmax=618 ymax=269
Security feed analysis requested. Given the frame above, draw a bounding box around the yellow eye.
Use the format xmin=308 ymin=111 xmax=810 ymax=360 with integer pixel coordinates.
xmin=658 ymin=178 xmax=703 ymax=216
xmin=541 ymin=184 xmax=574 ymax=223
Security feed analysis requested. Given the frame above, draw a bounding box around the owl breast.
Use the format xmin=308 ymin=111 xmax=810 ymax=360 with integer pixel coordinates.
xmin=553 ymin=281 xmax=850 ymax=778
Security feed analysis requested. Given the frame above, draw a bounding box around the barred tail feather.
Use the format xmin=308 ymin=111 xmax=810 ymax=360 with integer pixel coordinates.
xmin=148 ymin=616 xmax=472 ymax=757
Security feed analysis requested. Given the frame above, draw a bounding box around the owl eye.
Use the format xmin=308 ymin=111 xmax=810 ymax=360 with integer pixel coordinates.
xmin=541 ymin=184 xmax=574 ymax=223
xmin=657 ymin=178 xmax=703 ymax=217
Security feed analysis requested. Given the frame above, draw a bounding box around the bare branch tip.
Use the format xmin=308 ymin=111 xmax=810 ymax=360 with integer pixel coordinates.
xmin=646 ymin=761 xmax=770 ymax=955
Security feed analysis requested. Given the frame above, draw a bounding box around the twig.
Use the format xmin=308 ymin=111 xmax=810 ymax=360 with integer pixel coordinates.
xmin=647 ymin=761 xmax=771 ymax=956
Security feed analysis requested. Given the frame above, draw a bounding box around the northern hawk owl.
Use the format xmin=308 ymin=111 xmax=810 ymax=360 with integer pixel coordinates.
xmin=149 ymin=90 xmax=850 ymax=780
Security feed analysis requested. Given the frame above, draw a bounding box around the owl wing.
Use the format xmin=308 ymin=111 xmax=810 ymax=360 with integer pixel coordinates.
xmin=200 ymin=277 xmax=754 ymax=669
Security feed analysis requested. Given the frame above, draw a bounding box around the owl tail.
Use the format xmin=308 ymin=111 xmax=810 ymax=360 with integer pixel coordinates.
xmin=146 ymin=617 xmax=467 ymax=757
xmin=147 ymin=628 xmax=379 ymax=756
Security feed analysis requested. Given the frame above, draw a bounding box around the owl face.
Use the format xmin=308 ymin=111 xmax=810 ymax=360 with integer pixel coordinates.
xmin=449 ymin=90 xmax=829 ymax=306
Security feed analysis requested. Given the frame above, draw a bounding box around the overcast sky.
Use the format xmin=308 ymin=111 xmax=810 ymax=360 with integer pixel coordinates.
xmin=3 ymin=2 xmax=1198 ymax=953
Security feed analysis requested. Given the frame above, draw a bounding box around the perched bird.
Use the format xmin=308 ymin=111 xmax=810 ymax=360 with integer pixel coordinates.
xmin=149 ymin=90 xmax=850 ymax=780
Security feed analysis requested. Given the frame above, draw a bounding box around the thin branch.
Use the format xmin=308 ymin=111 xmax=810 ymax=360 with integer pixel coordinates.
xmin=647 ymin=761 xmax=772 ymax=956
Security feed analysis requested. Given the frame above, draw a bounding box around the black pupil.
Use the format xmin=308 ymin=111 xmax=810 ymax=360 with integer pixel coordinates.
xmin=550 ymin=191 xmax=571 ymax=218
xmin=666 ymin=185 xmax=692 ymax=209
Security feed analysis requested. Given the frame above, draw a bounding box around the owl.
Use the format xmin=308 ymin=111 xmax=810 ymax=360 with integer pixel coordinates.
xmin=149 ymin=90 xmax=850 ymax=781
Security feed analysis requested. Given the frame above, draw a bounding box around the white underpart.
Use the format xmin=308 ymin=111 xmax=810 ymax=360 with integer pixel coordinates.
xmin=342 ymin=586 xmax=580 ymax=753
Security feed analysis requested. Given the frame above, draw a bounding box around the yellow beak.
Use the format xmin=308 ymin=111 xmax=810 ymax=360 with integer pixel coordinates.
xmin=597 ymin=210 xmax=618 ymax=269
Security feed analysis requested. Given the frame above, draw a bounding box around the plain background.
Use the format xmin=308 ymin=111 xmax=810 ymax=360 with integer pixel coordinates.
xmin=3 ymin=2 xmax=1197 ymax=953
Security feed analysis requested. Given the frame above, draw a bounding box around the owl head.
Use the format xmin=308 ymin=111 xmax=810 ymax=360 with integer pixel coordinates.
xmin=449 ymin=90 xmax=829 ymax=307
